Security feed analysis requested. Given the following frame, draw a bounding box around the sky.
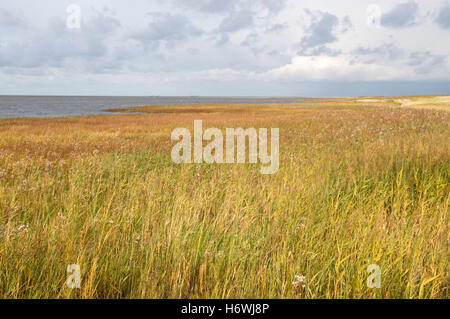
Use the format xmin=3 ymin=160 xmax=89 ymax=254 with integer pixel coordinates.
xmin=0 ymin=0 xmax=449 ymax=96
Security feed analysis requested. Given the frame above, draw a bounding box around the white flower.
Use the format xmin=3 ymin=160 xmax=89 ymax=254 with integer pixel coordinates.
xmin=294 ymin=218 xmax=307 ymax=232
xmin=292 ymin=275 xmax=306 ymax=288
xmin=17 ymin=225 xmax=29 ymax=234
xmin=135 ymin=234 xmax=141 ymax=243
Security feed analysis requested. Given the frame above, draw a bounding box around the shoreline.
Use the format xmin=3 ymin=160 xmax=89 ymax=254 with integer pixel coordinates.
xmin=1 ymin=95 xmax=449 ymax=121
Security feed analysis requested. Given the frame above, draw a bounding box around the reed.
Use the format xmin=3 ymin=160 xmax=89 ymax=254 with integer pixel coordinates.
xmin=0 ymin=97 xmax=448 ymax=298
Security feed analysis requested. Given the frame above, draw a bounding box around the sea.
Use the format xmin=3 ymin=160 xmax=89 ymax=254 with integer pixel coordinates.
xmin=0 ymin=96 xmax=321 ymax=119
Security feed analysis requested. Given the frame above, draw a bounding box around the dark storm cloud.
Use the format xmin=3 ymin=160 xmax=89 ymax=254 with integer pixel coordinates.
xmin=130 ymin=13 xmax=203 ymax=49
xmin=434 ymin=3 xmax=450 ymax=29
xmin=381 ymin=1 xmax=419 ymax=28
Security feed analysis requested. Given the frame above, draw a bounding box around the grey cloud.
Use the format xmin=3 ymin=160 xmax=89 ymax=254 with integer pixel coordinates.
xmin=264 ymin=23 xmax=287 ymax=34
xmin=130 ymin=13 xmax=203 ymax=49
xmin=218 ymin=10 xmax=254 ymax=33
xmin=0 ymin=9 xmax=24 ymax=27
xmin=85 ymin=12 xmax=120 ymax=34
xmin=187 ymin=48 xmax=199 ymax=55
xmin=166 ymin=0 xmax=286 ymax=14
xmin=381 ymin=1 xmax=419 ymax=28
xmin=435 ymin=4 xmax=450 ymax=29
xmin=215 ymin=33 xmax=229 ymax=47
xmin=353 ymin=43 xmax=404 ymax=61
xmin=299 ymin=10 xmax=349 ymax=55
xmin=186 ymin=0 xmax=288 ymax=48
xmin=409 ymin=51 xmax=446 ymax=67
xmin=300 ymin=10 xmax=338 ymax=48
xmin=306 ymin=45 xmax=341 ymax=57
xmin=241 ymin=33 xmax=258 ymax=47
xmin=254 ymin=0 xmax=286 ymax=14
xmin=166 ymin=0 xmax=237 ymax=13
xmin=0 ymin=13 xmax=121 ymax=70
xmin=213 ymin=8 xmax=254 ymax=47
xmin=340 ymin=16 xmax=353 ymax=33
xmin=404 ymin=51 xmax=447 ymax=76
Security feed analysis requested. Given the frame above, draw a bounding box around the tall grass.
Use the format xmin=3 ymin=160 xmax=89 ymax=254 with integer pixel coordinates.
xmin=0 ymin=99 xmax=448 ymax=298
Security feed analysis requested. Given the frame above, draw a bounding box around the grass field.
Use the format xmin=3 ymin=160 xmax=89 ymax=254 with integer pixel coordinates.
xmin=0 ymin=97 xmax=448 ymax=298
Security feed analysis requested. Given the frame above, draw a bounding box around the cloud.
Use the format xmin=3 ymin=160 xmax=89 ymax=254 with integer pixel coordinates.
xmin=0 ymin=13 xmax=121 ymax=70
xmin=166 ymin=0 xmax=286 ymax=14
xmin=381 ymin=1 xmax=419 ymax=28
xmin=0 ymin=9 xmax=24 ymax=27
xmin=174 ymin=0 xmax=287 ymax=46
xmin=130 ymin=13 xmax=203 ymax=49
xmin=261 ymin=54 xmax=450 ymax=82
xmin=254 ymin=0 xmax=286 ymax=14
xmin=264 ymin=23 xmax=287 ymax=34
xmin=262 ymin=55 xmax=402 ymax=81
xmin=212 ymin=8 xmax=256 ymax=47
xmin=241 ymin=33 xmax=258 ymax=47
xmin=218 ymin=10 xmax=254 ymax=33
xmin=434 ymin=4 xmax=450 ymax=29
xmin=353 ymin=43 xmax=404 ymax=61
xmin=299 ymin=10 xmax=350 ymax=56
xmin=408 ymin=51 xmax=445 ymax=66
xmin=408 ymin=51 xmax=447 ymax=75
xmin=1 ymin=1 xmax=449 ymax=96
xmin=300 ymin=11 xmax=338 ymax=49
xmin=165 ymin=0 xmax=237 ymax=13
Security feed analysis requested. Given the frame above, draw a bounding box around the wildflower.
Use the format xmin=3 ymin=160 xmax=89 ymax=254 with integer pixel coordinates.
xmin=135 ymin=234 xmax=141 ymax=243
xmin=17 ymin=224 xmax=29 ymax=234
xmin=11 ymin=205 xmax=21 ymax=213
xmin=292 ymin=275 xmax=306 ymax=288
xmin=294 ymin=218 xmax=307 ymax=233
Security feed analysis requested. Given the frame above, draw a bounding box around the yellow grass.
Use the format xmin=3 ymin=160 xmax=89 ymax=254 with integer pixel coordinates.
xmin=358 ymin=95 xmax=450 ymax=111
xmin=0 ymin=97 xmax=448 ymax=298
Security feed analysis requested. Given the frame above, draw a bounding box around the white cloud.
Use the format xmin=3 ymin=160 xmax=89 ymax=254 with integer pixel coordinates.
xmin=0 ymin=0 xmax=449 ymax=96
xmin=261 ymin=54 xmax=450 ymax=82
